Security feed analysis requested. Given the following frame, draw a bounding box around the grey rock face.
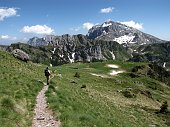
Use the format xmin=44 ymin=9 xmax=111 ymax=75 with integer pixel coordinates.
xmin=27 ymin=34 xmax=129 ymax=65
xmin=12 ymin=49 xmax=29 ymax=62
xmin=50 ymin=34 xmax=107 ymax=65
xmin=88 ymin=21 xmax=165 ymax=45
xmin=129 ymin=41 xmax=170 ymax=70
xmin=28 ymin=37 xmax=48 ymax=47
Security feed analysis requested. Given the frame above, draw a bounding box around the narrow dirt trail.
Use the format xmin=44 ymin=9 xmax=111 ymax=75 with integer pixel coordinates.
xmin=32 ymin=77 xmax=60 ymax=127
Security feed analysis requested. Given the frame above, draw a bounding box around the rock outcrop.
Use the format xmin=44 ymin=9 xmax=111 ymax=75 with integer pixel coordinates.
xmin=129 ymin=41 xmax=170 ymax=70
xmin=12 ymin=49 xmax=29 ymax=62
xmin=7 ymin=43 xmax=51 ymax=65
xmin=27 ymin=34 xmax=130 ymax=66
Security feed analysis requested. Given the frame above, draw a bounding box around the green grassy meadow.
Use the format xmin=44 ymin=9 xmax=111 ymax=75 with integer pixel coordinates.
xmin=0 ymin=50 xmax=170 ymax=127
xmin=46 ymin=61 xmax=170 ymax=127
xmin=0 ymin=51 xmax=46 ymax=127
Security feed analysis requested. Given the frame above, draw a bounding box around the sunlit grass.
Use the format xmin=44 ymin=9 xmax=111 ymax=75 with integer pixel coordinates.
xmin=0 ymin=50 xmax=170 ymax=127
xmin=46 ymin=61 xmax=170 ymax=127
xmin=0 ymin=51 xmax=46 ymax=127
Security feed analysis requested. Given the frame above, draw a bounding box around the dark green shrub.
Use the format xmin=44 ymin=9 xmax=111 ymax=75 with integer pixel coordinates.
xmin=140 ymin=90 xmax=152 ymax=99
xmin=74 ymin=72 xmax=80 ymax=78
xmin=129 ymin=73 xmax=140 ymax=78
xmin=160 ymin=101 xmax=168 ymax=113
xmin=1 ymin=97 xmax=14 ymax=110
xmin=81 ymin=85 xmax=86 ymax=88
xmin=122 ymin=90 xmax=136 ymax=98
xmin=48 ymin=85 xmax=56 ymax=92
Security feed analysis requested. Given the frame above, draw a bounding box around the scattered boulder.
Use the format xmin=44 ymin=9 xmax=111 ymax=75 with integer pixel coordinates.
xmin=81 ymin=85 xmax=86 ymax=89
xmin=122 ymin=89 xmax=136 ymax=98
xmin=140 ymin=90 xmax=153 ymax=99
xmin=160 ymin=101 xmax=168 ymax=113
xmin=70 ymin=80 xmax=77 ymax=84
xmin=74 ymin=72 xmax=80 ymax=78
xmin=129 ymin=73 xmax=140 ymax=78
xmin=12 ymin=49 xmax=29 ymax=62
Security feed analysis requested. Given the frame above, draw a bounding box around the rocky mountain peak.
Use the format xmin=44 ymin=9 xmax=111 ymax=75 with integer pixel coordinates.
xmin=88 ymin=21 xmax=164 ymax=45
xmin=28 ymin=36 xmax=48 ymax=47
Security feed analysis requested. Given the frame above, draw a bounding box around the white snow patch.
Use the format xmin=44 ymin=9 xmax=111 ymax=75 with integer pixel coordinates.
xmin=109 ymin=51 xmax=115 ymax=60
xmin=129 ymin=41 xmax=136 ymax=44
xmin=113 ymin=35 xmax=135 ymax=44
xmin=94 ymin=25 xmax=101 ymax=28
xmin=68 ymin=53 xmax=75 ymax=63
xmin=102 ymin=22 xmax=112 ymax=27
xmin=103 ymin=30 xmax=107 ymax=35
xmin=90 ymin=73 xmax=106 ymax=78
xmin=59 ymin=54 xmax=64 ymax=58
xmin=163 ymin=62 xmax=166 ymax=68
xmin=140 ymin=42 xmax=146 ymax=45
xmin=110 ymin=70 xmax=124 ymax=75
xmin=107 ymin=64 xmax=119 ymax=68
xmin=72 ymin=53 xmax=75 ymax=60
xmin=51 ymin=47 xmax=56 ymax=54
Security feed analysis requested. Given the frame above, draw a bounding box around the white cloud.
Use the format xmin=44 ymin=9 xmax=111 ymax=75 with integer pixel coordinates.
xmin=83 ymin=22 xmax=95 ymax=30
xmin=100 ymin=7 xmax=114 ymax=13
xmin=0 ymin=7 xmax=19 ymax=21
xmin=21 ymin=25 xmax=54 ymax=35
xmin=0 ymin=35 xmax=17 ymax=40
xmin=120 ymin=20 xmax=143 ymax=30
xmin=1 ymin=35 xmax=9 ymax=39
xmin=70 ymin=27 xmax=81 ymax=32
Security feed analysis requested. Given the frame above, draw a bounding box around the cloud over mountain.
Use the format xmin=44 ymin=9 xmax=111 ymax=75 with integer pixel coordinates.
xmin=120 ymin=20 xmax=143 ymax=30
xmin=100 ymin=7 xmax=114 ymax=13
xmin=83 ymin=22 xmax=95 ymax=30
xmin=21 ymin=25 xmax=54 ymax=35
xmin=0 ymin=7 xmax=19 ymax=21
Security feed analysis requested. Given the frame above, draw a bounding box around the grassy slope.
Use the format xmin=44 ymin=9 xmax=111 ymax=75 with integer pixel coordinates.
xmin=0 ymin=51 xmax=46 ymax=127
xmin=0 ymin=50 xmax=170 ymax=127
xmin=46 ymin=61 xmax=170 ymax=127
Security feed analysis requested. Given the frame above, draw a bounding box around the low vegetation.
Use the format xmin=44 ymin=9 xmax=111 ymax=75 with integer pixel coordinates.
xmin=46 ymin=61 xmax=170 ymax=127
xmin=0 ymin=51 xmax=46 ymax=127
xmin=0 ymin=50 xmax=170 ymax=127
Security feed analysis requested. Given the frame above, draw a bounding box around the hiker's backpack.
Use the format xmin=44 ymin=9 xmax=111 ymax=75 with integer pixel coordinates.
xmin=45 ymin=69 xmax=50 ymax=76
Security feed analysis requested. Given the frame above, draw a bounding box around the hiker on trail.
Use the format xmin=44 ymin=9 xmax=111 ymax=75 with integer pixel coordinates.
xmin=44 ymin=67 xmax=51 ymax=85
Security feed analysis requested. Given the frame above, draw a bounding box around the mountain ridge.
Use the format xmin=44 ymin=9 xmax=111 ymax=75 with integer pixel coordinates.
xmin=88 ymin=21 xmax=165 ymax=45
xmin=0 ymin=21 xmax=169 ymax=68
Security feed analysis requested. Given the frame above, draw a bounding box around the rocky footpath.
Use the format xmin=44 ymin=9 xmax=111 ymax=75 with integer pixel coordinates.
xmin=32 ymin=83 xmax=60 ymax=127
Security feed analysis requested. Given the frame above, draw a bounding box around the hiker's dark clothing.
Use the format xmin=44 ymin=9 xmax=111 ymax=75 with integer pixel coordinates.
xmin=44 ymin=67 xmax=51 ymax=85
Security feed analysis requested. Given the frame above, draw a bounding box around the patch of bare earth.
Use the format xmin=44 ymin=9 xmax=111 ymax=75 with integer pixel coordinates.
xmin=90 ymin=73 xmax=109 ymax=78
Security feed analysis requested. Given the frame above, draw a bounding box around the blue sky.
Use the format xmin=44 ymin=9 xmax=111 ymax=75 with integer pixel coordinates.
xmin=0 ymin=0 xmax=170 ymax=45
